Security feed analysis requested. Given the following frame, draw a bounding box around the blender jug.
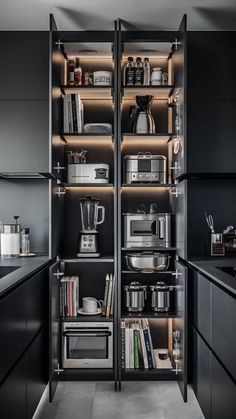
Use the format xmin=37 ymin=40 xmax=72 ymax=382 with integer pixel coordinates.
xmin=80 ymin=196 xmax=105 ymax=232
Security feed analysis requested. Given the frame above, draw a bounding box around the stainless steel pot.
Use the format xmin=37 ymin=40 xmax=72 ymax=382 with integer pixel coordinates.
xmin=149 ymin=282 xmax=174 ymax=312
xmin=123 ymin=281 xmax=147 ymax=312
xmin=125 ymin=252 xmax=170 ymax=272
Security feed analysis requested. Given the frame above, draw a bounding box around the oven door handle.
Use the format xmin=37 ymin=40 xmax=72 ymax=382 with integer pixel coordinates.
xmin=63 ymin=331 xmax=112 ymax=338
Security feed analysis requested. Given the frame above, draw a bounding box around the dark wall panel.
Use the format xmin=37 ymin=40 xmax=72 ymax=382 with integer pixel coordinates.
xmin=0 ymin=179 xmax=49 ymax=254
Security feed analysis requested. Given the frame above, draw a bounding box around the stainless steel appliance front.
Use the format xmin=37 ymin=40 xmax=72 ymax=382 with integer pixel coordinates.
xmin=124 ymin=213 xmax=171 ymax=248
xmin=62 ymin=322 xmax=113 ymax=368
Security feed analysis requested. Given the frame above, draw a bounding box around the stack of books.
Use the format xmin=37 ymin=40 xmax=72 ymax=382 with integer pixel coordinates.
xmin=63 ymin=93 xmax=84 ymax=133
xmin=60 ymin=276 xmax=79 ymax=317
xmin=101 ymin=273 xmax=115 ymax=318
xmin=121 ymin=319 xmax=156 ymax=369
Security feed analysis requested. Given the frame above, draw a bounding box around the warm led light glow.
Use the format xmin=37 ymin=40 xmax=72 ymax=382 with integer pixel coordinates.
xmin=61 ymin=87 xmax=113 ymax=100
xmin=66 ymin=186 xmax=114 ymax=191
xmin=121 ymin=136 xmax=170 ymax=146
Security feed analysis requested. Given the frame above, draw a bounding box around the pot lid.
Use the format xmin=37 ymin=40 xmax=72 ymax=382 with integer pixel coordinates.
xmin=149 ymin=281 xmax=172 ymax=291
xmin=126 ymin=252 xmax=162 ymax=258
xmin=79 ymin=195 xmax=100 ymax=203
xmin=123 ymin=281 xmax=147 ymax=291
xmin=124 ymin=154 xmax=166 ymax=160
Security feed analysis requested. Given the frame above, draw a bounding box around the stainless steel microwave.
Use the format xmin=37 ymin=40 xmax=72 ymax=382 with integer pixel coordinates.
xmin=124 ymin=213 xmax=171 ymax=248
xmin=62 ymin=322 xmax=113 ymax=369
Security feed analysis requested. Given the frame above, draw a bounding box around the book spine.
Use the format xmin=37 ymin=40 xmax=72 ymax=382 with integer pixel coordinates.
xmin=143 ymin=328 xmax=153 ymax=369
xmin=121 ymin=321 xmax=126 ymax=370
xmin=125 ymin=326 xmax=130 ymax=369
xmin=110 ymin=274 xmax=115 ymax=316
xmin=106 ymin=274 xmax=113 ymax=318
xmin=75 ymin=94 xmax=82 ymax=133
xmin=137 ymin=328 xmax=144 ymax=369
xmin=139 ymin=325 xmax=148 ymax=369
xmin=71 ymin=94 xmax=78 ymax=133
xmin=68 ymin=95 xmax=73 ymax=133
xmin=63 ymin=95 xmax=69 ymax=133
xmin=129 ymin=326 xmax=134 ymax=369
xmin=134 ymin=328 xmax=140 ymax=369
xmin=102 ymin=274 xmax=110 ymax=316
xmin=146 ymin=321 xmax=156 ymax=368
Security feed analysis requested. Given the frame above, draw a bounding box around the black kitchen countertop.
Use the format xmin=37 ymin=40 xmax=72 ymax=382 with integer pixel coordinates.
xmin=0 ymin=255 xmax=52 ymax=298
xmin=188 ymin=257 xmax=236 ymax=296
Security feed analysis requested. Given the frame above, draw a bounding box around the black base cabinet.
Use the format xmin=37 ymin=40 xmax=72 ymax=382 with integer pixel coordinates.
xmin=211 ymin=355 xmax=236 ymax=419
xmin=192 ymin=328 xmax=211 ymax=419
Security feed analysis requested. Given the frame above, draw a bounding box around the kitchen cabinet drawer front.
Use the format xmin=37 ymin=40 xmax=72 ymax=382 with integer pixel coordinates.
xmin=26 ymin=268 xmax=48 ymax=344
xmin=212 ymin=284 xmax=236 ymax=380
xmin=26 ymin=329 xmax=48 ymax=419
xmin=212 ymin=354 xmax=236 ymax=419
xmin=0 ymin=100 xmax=49 ymax=173
xmin=192 ymin=271 xmax=211 ymax=344
xmin=187 ymin=100 xmax=236 ymax=174
xmin=0 ymin=284 xmax=26 ymax=382
xmin=192 ymin=328 xmax=211 ymax=419
xmin=0 ymin=32 xmax=49 ymax=100
xmin=0 ymin=355 xmax=26 ymax=419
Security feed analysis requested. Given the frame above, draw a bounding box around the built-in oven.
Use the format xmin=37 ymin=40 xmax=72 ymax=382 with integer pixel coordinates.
xmin=62 ymin=322 xmax=113 ymax=368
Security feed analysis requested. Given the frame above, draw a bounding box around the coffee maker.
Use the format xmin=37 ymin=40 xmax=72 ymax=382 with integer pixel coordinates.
xmin=129 ymin=95 xmax=155 ymax=134
xmin=77 ymin=196 xmax=105 ymax=257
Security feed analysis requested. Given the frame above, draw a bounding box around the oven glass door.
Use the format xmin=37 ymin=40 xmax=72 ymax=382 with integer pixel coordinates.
xmin=63 ymin=327 xmax=112 ymax=368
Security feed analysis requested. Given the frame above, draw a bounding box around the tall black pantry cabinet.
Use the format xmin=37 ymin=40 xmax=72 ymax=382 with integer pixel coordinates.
xmin=47 ymin=14 xmax=189 ymax=403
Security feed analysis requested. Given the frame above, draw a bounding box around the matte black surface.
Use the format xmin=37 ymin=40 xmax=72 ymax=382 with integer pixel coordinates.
xmin=0 ymin=266 xmax=19 ymax=278
xmin=26 ymin=267 xmax=48 ymax=345
xmin=211 ymin=354 xmax=236 ymax=419
xmin=187 ymin=32 xmax=236 ymax=101
xmin=0 ymin=101 xmax=49 ymax=173
xmin=0 ymin=179 xmax=50 ymax=255
xmin=51 ymin=179 xmax=64 ymax=259
xmin=170 ymin=180 xmax=186 ymax=259
xmin=192 ymin=327 xmax=211 ymax=419
xmin=212 ymin=283 xmax=236 ymax=381
xmin=191 ymin=271 xmax=211 ymax=345
xmin=0 ymin=355 xmax=26 ymax=419
xmin=26 ymin=329 xmax=48 ymax=419
xmin=0 ymin=283 xmax=26 ymax=383
xmin=0 ymin=32 xmax=49 ymax=100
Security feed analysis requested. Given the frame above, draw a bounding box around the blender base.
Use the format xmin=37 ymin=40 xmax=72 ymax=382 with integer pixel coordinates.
xmin=77 ymin=252 xmax=100 ymax=258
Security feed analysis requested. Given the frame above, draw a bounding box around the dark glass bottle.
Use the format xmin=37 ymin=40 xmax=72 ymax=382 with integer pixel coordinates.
xmin=124 ymin=57 xmax=135 ymax=86
xmin=135 ymin=57 xmax=144 ymax=86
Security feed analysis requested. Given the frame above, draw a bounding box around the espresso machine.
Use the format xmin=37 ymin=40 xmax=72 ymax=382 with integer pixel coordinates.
xmin=129 ymin=95 xmax=155 ymax=134
xmin=77 ymin=196 xmax=105 ymax=257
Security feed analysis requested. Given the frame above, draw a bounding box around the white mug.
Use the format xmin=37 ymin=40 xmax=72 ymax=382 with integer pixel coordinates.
xmin=82 ymin=297 xmax=103 ymax=313
xmin=151 ymin=67 xmax=168 ymax=86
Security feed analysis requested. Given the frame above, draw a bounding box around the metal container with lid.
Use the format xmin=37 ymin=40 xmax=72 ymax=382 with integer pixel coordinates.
xmin=0 ymin=217 xmax=21 ymax=258
xmin=123 ymin=281 xmax=147 ymax=312
xmin=149 ymin=282 xmax=174 ymax=312
xmin=124 ymin=152 xmax=167 ymax=184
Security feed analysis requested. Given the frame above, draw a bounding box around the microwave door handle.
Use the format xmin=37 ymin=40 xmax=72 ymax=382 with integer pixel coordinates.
xmin=159 ymin=217 xmax=165 ymax=239
xmin=151 ymin=221 xmax=158 ymax=236
xmin=63 ymin=331 xmax=112 ymax=338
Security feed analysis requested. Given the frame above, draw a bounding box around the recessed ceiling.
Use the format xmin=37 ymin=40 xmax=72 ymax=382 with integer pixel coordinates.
xmin=1 ymin=0 xmax=236 ymax=30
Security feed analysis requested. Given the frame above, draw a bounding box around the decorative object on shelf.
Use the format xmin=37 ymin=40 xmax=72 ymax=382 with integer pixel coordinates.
xmin=67 ymin=58 xmax=76 ymax=85
xmin=143 ymin=58 xmax=151 ymax=86
xmin=205 ymin=212 xmax=225 ymax=256
xmin=125 ymin=252 xmax=171 ymax=272
xmin=223 ymin=225 xmax=236 ymax=250
xmin=93 ymin=71 xmax=112 ymax=86
xmin=151 ymin=67 xmax=168 ymax=85
xmin=60 ymin=276 xmax=79 ymax=317
xmin=102 ymin=273 xmax=115 ymax=318
xmin=63 ymin=93 xmax=84 ymax=134
xmin=74 ymin=58 xmax=83 ymax=86
xmin=62 ymin=321 xmax=113 ymax=368
xmin=78 ymin=297 xmax=103 ymax=315
xmin=121 ymin=319 xmax=156 ymax=369
xmin=149 ymin=281 xmax=174 ymax=312
xmin=77 ymin=195 xmax=105 ymax=257
xmin=0 ymin=216 xmax=21 ymax=258
xmin=67 ymin=149 xmax=109 ymax=184
xmin=173 ymin=329 xmax=181 ymax=361
xmin=83 ymin=71 xmax=93 ymax=86
xmin=129 ymin=95 xmax=155 ymax=134
xmin=124 ymin=152 xmax=167 ymax=184
xmin=83 ymin=123 xmax=112 ymax=134
xmin=154 ymin=349 xmax=172 ymax=369
xmin=123 ymin=281 xmax=147 ymax=312
xmin=20 ymin=227 xmax=30 ymax=255
xmin=123 ymin=212 xmax=171 ymax=248
xmin=124 ymin=56 xmax=135 ymax=86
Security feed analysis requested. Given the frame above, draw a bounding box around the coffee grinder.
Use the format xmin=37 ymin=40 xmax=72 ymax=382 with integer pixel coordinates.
xmin=77 ymin=195 xmax=105 ymax=257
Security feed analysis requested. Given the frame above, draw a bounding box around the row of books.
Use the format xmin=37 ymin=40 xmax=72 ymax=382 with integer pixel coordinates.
xmin=63 ymin=93 xmax=84 ymax=133
xmin=60 ymin=276 xmax=79 ymax=317
xmin=121 ymin=319 xmax=156 ymax=369
xmin=101 ymin=273 xmax=115 ymax=318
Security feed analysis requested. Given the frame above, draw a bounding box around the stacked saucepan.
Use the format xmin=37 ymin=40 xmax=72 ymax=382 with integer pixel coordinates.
xmin=123 ymin=252 xmax=174 ymax=313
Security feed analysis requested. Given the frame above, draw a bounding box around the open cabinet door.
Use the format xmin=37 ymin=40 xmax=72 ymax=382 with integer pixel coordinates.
xmin=171 ymin=14 xmax=187 ymax=180
xmin=49 ymin=261 xmax=64 ymax=402
xmin=49 ymin=13 xmax=65 ymax=181
xmin=173 ymin=259 xmax=188 ymax=402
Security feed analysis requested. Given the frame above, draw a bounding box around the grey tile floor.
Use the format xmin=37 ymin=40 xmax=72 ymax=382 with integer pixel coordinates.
xmin=40 ymin=381 xmax=204 ymax=419
xmin=41 ymin=381 xmax=204 ymax=419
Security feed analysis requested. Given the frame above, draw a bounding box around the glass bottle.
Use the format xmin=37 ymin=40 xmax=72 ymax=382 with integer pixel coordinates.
xmin=143 ymin=57 xmax=150 ymax=86
xmin=124 ymin=57 xmax=135 ymax=86
xmin=74 ymin=58 xmax=82 ymax=86
xmin=20 ymin=228 xmax=30 ymax=255
xmin=67 ymin=59 xmax=75 ymax=85
xmin=134 ymin=57 xmax=144 ymax=86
